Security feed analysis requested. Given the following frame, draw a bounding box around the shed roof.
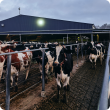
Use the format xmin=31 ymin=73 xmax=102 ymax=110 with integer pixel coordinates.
xmin=0 ymin=14 xmax=93 ymax=35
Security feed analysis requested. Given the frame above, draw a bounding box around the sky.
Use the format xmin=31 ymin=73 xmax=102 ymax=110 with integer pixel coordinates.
xmin=0 ymin=0 xmax=110 ymax=26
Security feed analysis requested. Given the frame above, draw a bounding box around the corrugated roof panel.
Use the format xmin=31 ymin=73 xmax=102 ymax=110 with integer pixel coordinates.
xmin=0 ymin=15 xmax=93 ymax=35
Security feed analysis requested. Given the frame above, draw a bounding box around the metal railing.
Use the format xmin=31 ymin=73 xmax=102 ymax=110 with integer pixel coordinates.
xmin=98 ymin=42 xmax=110 ymax=110
xmin=0 ymin=43 xmax=86 ymax=110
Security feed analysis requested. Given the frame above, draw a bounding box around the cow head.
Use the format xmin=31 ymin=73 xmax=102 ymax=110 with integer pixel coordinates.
xmin=54 ymin=45 xmax=71 ymax=67
xmin=54 ymin=45 xmax=65 ymax=65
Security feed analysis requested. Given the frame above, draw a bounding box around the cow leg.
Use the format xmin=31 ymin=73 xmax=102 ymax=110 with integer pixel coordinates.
xmin=67 ymin=78 xmax=70 ymax=91
xmin=63 ymin=76 xmax=70 ymax=103
xmin=45 ymin=63 xmax=49 ymax=83
xmin=0 ymin=71 xmax=3 ymax=83
xmin=10 ymin=75 xmax=14 ymax=92
xmin=10 ymin=75 xmax=13 ymax=87
xmin=50 ymin=66 xmax=53 ymax=75
xmin=0 ymin=69 xmax=5 ymax=83
xmin=25 ymin=66 xmax=30 ymax=80
xmin=89 ymin=55 xmax=93 ymax=68
xmin=0 ymin=60 xmax=5 ymax=83
xmin=63 ymin=76 xmax=70 ymax=91
xmin=38 ymin=64 xmax=42 ymax=80
xmin=56 ymin=78 xmax=61 ymax=103
xmin=15 ymin=73 xmax=18 ymax=92
xmin=1 ymin=71 xmax=6 ymax=83
xmin=100 ymin=53 xmax=102 ymax=66
xmin=57 ymin=85 xmax=60 ymax=103
xmin=63 ymin=86 xmax=68 ymax=103
xmin=94 ymin=57 xmax=97 ymax=69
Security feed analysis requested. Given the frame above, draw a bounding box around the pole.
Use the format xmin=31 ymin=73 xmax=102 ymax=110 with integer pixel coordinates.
xmin=41 ymin=49 xmax=46 ymax=97
xmin=70 ymin=45 xmax=72 ymax=50
xmin=67 ymin=34 xmax=68 ymax=44
xmin=91 ymin=33 xmax=93 ymax=41
xmin=81 ymin=35 xmax=83 ymax=59
xmin=20 ymin=34 xmax=21 ymax=43
xmin=76 ymin=44 xmax=79 ymax=67
xmin=109 ymin=31 xmax=110 ymax=42
xmin=5 ymin=55 xmax=11 ymax=110
xmin=10 ymin=36 xmax=11 ymax=41
xmin=18 ymin=7 xmax=20 ymax=15
xmin=85 ymin=50 xmax=86 ymax=60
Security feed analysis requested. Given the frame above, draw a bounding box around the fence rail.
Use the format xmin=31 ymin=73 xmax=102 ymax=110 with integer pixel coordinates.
xmin=98 ymin=42 xmax=110 ymax=110
xmin=0 ymin=43 xmax=86 ymax=110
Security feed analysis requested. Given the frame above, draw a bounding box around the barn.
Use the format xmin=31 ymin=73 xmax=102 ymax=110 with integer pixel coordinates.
xmin=0 ymin=14 xmax=94 ymax=42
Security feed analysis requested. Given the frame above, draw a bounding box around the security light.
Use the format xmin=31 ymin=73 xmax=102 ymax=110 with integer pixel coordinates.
xmin=1 ymin=24 xmax=4 ymax=27
xmin=37 ymin=19 xmax=45 ymax=27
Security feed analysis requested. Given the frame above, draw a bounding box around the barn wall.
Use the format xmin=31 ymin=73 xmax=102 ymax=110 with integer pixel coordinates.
xmin=0 ymin=15 xmax=93 ymax=35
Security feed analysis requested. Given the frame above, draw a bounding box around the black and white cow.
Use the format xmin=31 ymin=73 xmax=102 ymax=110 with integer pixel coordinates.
xmin=31 ymin=43 xmax=55 ymax=83
xmin=53 ymin=45 xmax=73 ymax=103
xmin=83 ymin=41 xmax=105 ymax=68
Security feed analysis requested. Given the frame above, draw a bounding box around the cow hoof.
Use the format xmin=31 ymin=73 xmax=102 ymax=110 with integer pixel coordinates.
xmin=15 ymin=86 xmax=18 ymax=92
xmin=23 ymin=82 xmax=26 ymax=85
xmin=1 ymin=79 xmax=5 ymax=83
xmin=10 ymin=87 xmax=14 ymax=92
xmin=23 ymin=80 xmax=27 ymax=85
xmin=45 ymin=79 xmax=47 ymax=84
xmin=65 ymin=99 xmax=68 ymax=104
xmin=23 ymin=78 xmax=27 ymax=85
xmin=67 ymin=85 xmax=70 ymax=91
xmin=63 ymin=94 xmax=68 ymax=104
xmin=58 ymin=99 xmax=60 ymax=103
xmin=57 ymin=96 xmax=60 ymax=103
xmin=39 ymin=73 xmax=42 ymax=76
xmin=91 ymin=66 xmax=93 ymax=69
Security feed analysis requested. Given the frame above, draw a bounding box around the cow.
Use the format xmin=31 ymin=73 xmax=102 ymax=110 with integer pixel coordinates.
xmin=0 ymin=44 xmax=8 ymax=83
xmin=53 ymin=44 xmax=73 ymax=103
xmin=83 ymin=41 xmax=105 ymax=69
xmin=72 ymin=41 xmax=81 ymax=55
xmin=0 ymin=43 xmax=32 ymax=92
xmin=31 ymin=43 xmax=55 ymax=83
xmin=0 ymin=55 xmax=5 ymax=83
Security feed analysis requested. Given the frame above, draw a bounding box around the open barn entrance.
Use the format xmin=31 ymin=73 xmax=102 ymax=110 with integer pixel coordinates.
xmin=93 ymin=33 xmax=109 ymax=42
xmin=0 ymin=34 xmax=92 ymax=43
xmin=0 ymin=31 xmax=109 ymax=44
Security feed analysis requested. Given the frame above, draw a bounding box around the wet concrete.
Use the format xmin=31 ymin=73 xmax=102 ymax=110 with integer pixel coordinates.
xmin=35 ymin=59 xmax=105 ymax=110
xmin=0 ymin=55 xmax=105 ymax=110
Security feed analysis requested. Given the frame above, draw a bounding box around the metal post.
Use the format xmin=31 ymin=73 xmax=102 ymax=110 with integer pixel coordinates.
xmin=108 ymin=58 xmax=110 ymax=108
xmin=109 ymin=31 xmax=110 ymax=42
xmin=63 ymin=37 xmax=64 ymax=44
xmin=81 ymin=36 xmax=83 ymax=59
xmin=41 ymin=49 xmax=46 ymax=97
xmin=76 ymin=44 xmax=79 ymax=67
xmin=5 ymin=55 xmax=11 ymax=110
xmin=98 ymin=43 xmax=110 ymax=110
xmin=91 ymin=33 xmax=93 ymax=41
xmin=67 ymin=34 xmax=68 ymax=44
xmin=85 ymin=50 xmax=86 ymax=60
xmin=20 ymin=34 xmax=21 ymax=42
xmin=70 ymin=45 xmax=72 ymax=50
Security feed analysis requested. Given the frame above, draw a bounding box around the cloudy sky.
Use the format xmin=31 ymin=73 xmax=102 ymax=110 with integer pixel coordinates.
xmin=0 ymin=0 xmax=110 ymax=26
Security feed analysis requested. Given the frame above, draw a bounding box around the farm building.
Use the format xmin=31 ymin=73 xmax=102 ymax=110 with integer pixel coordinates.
xmin=0 ymin=14 xmax=108 ymax=42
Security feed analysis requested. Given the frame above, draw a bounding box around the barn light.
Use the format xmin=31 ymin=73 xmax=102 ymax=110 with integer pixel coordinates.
xmin=37 ymin=18 xmax=45 ymax=27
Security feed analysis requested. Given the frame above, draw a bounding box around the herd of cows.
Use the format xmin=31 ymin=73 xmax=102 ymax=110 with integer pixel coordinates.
xmin=0 ymin=40 xmax=106 ymax=103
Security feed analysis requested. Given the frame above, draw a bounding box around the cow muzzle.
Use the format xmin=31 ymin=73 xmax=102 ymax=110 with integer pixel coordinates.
xmin=53 ymin=62 xmax=59 ymax=66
